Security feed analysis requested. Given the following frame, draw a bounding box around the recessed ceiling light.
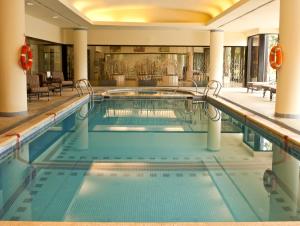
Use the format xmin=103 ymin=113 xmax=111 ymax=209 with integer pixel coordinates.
xmin=26 ymin=2 xmax=34 ymax=6
xmin=52 ymin=16 xmax=59 ymax=19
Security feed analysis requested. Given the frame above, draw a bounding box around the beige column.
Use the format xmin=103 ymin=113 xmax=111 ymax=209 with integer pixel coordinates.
xmin=187 ymin=47 xmax=194 ymax=80
xmin=275 ymin=0 xmax=300 ymax=118
xmin=0 ymin=0 xmax=27 ymax=116
xmin=77 ymin=104 xmax=89 ymax=150
xmin=207 ymin=105 xmax=221 ymax=151
xmin=74 ymin=28 xmax=88 ymax=81
xmin=209 ymin=30 xmax=224 ymax=83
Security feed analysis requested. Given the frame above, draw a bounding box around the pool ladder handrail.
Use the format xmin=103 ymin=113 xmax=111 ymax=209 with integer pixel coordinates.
xmin=75 ymin=79 xmax=94 ymax=97
xmin=203 ymin=80 xmax=222 ymax=97
xmin=76 ymin=100 xmax=95 ymax=120
xmin=204 ymin=103 xmax=221 ymax=121
xmin=175 ymin=78 xmax=198 ymax=94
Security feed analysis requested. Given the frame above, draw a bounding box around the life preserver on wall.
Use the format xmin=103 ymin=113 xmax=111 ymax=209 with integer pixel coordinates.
xmin=20 ymin=44 xmax=33 ymax=71
xmin=269 ymin=44 xmax=282 ymax=70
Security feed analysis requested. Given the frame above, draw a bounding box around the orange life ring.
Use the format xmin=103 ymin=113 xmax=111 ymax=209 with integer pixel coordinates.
xmin=269 ymin=44 xmax=282 ymax=70
xmin=20 ymin=44 xmax=33 ymax=71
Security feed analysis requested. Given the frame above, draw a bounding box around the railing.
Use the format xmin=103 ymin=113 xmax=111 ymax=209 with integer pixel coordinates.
xmin=75 ymin=79 xmax=94 ymax=96
xmin=75 ymin=79 xmax=95 ymax=119
xmin=184 ymin=99 xmax=199 ymax=114
xmin=203 ymin=80 xmax=222 ymax=97
xmin=204 ymin=103 xmax=221 ymax=121
xmin=175 ymin=78 xmax=198 ymax=94
xmin=187 ymin=79 xmax=198 ymax=94
xmin=76 ymin=101 xmax=94 ymax=120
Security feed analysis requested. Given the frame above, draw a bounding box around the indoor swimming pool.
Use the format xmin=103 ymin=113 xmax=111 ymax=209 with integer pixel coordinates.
xmin=0 ymin=98 xmax=299 ymax=222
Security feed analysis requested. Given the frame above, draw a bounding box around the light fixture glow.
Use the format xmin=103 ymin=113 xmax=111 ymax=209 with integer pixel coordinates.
xmin=120 ymin=17 xmax=147 ymax=23
xmin=107 ymin=126 xmax=146 ymax=131
xmin=66 ymin=0 xmax=241 ymax=23
xmin=103 ymin=109 xmax=177 ymax=118
xmin=164 ymin=127 xmax=184 ymax=132
xmin=73 ymin=1 xmax=91 ymax=11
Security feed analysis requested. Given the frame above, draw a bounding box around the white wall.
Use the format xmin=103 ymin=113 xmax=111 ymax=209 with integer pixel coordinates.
xmin=224 ymin=32 xmax=247 ymax=46
xmin=244 ymin=28 xmax=279 ymax=38
xmin=63 ymin=28 xmax=247 ymax=46
xmin=25 ymin=14 xmax=248 ymax=46
xmin=25 ymin=14 xmax=63 ymax=43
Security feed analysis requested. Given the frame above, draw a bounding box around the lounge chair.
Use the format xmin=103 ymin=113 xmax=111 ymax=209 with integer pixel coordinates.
xmin=38 ymin=72 xmax=62 ymax=96
xmin=247 ymin=82 xmax=270 ymax=93
xmin=27 ymin=74 xmax=50 ymax=101
xmin=52 ymin=72 xmax=74 ymax=90
xmin=262 ymin=84 xmax=277 ymax=101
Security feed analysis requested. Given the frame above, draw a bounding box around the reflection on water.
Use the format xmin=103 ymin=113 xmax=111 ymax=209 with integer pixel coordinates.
xmin=0 ymin=99 xmax=299 ymax=222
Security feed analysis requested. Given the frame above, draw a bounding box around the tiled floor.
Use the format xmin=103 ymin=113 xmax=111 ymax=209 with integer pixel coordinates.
xmin=0 ymin=89 xmax=78 ymax=134
xmin=219 ymin=88 xmax=300 ymax=134
xmin=0 ymin=88 xmax=108 ymax=135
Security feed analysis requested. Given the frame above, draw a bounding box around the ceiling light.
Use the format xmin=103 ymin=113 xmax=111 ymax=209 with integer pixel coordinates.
xmin=26 ymin=2 xmax=34 ymax=6
xmin=52 ymin=16 xmax=59 ymax=19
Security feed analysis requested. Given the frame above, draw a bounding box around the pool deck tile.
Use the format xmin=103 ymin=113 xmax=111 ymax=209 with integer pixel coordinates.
xmin=219 ymin=88 xmax=300 ymax=135
xmin=208 ymin=88 xmax=300 ymax=152
xmin=0 ymin=94 xmax=90 ymax=155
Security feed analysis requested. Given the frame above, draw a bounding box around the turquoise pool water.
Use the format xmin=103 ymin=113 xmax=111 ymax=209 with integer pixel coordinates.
xmin=0 ymin=99 xmax=299 ymax=222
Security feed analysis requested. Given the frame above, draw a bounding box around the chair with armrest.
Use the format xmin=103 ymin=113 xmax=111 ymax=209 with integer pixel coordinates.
xmin=37 ymin=72 xmax=62 ymax=96
xmin=52 ymin=71 xmax=74 ymax=90
xmin=27 ymin=74 xmax=50 ymax=101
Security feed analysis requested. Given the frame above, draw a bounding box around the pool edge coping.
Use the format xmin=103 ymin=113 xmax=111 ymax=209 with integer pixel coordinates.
xmin=0 ymin=95 xmax=90 ymax=156
xmin=207 ymin=95 xmax=300 ymax=151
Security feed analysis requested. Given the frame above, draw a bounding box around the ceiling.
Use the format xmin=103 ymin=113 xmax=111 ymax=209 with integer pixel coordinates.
xmin=60 ymin=0 xmax=240 ymax=24
xmin=220 ymin=0 xmax=279 ymax=32
xmin=25 ymin=0 xmax=279 ymax=32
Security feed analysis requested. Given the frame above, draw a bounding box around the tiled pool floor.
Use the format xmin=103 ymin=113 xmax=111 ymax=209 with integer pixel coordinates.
xmin=1 ymin=167 xmax=267 ymax=222
xmin=2 ymin=127 xmax=279 ymax=222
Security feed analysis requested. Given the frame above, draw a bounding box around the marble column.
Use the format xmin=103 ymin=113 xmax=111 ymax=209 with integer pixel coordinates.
xmin=207 ymin=105 xmax=221 ymax=151
xmin=275 ymin=0 xmax=300 ymax=118
xmin=73 ymin=28 xmax=88 ymax=81
xmin=209 ymin=30 xmax=224 ymax=83
xmin=187 ymin=47 xmax=194 ymax=81
xmin=0 ymin=0 xmax=27 ymax=116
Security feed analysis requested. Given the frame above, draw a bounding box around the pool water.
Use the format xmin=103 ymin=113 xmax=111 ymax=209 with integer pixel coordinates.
xmin=0 ymin=99 xmax=299 ymax=222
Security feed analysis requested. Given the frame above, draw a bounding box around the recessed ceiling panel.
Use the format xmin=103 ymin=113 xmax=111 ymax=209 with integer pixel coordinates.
xmin=62 ymin=0 xmax=241 ymax=24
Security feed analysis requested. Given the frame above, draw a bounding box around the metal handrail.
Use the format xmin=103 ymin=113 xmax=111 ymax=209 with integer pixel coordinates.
xmin=83 ymin=79 xmax=94 ymax=95
xmin=175 ymin=78 xmax=198 ymax=94
xmin=75 ymin=79 xmax=96 ymax=120
xmin=75 ymin=79 xmax=94 ymax=96
xmin=75 ymin=81 xmax=84 ymax=96
xmin=184 ymin=100 xmax=199 ymax=114
xmin=204 ymin=104 xmax=221 ymax=121
xmin=203 ymin=80 xmax=222 ymax=97
xmin=76 ymin=100 xmax=94 ymax=120
xmin=187 ymin=79 xmax=198 ymax=94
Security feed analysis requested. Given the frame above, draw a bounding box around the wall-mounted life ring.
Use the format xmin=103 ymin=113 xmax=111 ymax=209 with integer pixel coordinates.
xmin=20 ymin=44 xmax=33 ymax=71
xmin=269 ymin=44 xmax=282 ymax=70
